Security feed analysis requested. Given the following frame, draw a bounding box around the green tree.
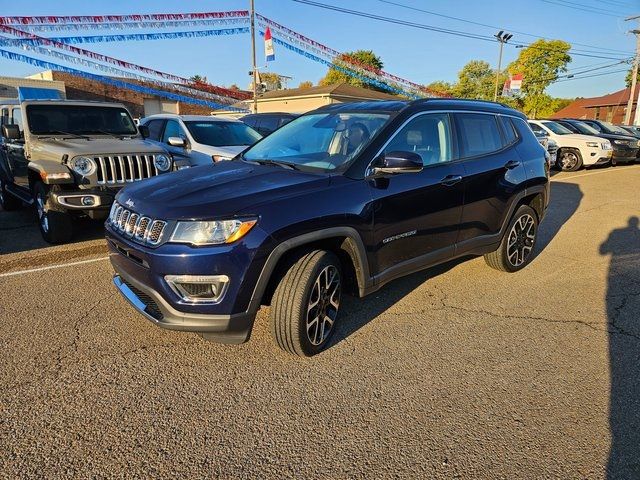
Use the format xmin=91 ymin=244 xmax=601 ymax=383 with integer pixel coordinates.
xmin=425 ymin=80 xmax=453 ymax=97
xmin=449 ymin=60 xmax=507 ymax=100
xmin=320 ymin=50 xmax=385 ymax=90
xmin=190 ymin=75 xmax=208 ymax=84
xmin=298 ymin=80 xmax=313 ymax=89
xmin=507 ymin=39 xmax=571 ymax=118
xmin=625 ymin=67 xmax=640 ymax=87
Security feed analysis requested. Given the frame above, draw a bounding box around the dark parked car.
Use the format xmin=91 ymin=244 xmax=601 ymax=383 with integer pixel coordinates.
xmin=556 ymin=118 xmax=639 ymax=164
xmin=617 ymin=125 xmax=640 ymax=139
xmin=240 ymin=112 xmax=297 ymax=136
xmin=107 ymin=99 xmax=549 ymax=356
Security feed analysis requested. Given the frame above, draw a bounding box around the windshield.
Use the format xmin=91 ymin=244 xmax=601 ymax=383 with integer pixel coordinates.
xmin=185 ymin=120 xmax=261 ymax=147
xmin=541 ymin=121 xmax=573 ymax=135
xmin=26 ymin=104 xmax=138 ymax=135
xmin=568 ymin=121 xmax=600 ymax=135
xmin=599 ymin=121 xmax=630 ymax=135
xmin=242 ymin=112 xmax=391 ymax=171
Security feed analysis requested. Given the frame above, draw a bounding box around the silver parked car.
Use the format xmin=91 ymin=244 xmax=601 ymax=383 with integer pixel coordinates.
xmin=140 ymin=114 xmax=262 ymax=168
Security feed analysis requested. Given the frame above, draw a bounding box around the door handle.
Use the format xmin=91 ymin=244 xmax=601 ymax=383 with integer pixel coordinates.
xmin=440 ymin=174 xmax=463 ymax=186
xmin=504 ymin=160 xmax=521 ymax=169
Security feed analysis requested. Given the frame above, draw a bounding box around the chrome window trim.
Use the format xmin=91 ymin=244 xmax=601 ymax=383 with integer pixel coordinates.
xmin=366 ymin=109 xmax=524 ymax=176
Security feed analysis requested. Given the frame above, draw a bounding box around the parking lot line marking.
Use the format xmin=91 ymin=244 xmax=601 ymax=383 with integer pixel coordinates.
xmin=0 ymin=256 xmax=109 ymax=279
xmin=552 ymin=165 xmax=640 ymax=182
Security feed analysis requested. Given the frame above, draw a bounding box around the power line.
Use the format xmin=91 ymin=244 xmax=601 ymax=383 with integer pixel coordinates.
xmin=291 ymin=0 xmax=632 ymax=60
xmin=374 ymin=0 xmax=633 ymax=56
xmin=554 ymin=68 xmax=628 ymax=82
xmin=540 ymin=0 xmax=629 ymax=18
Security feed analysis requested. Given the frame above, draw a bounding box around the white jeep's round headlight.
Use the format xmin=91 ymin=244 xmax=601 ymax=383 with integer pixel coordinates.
xmin=154 ymin=154 xmax=171 ymax=172
xmin=70 ymin=156 xmax=96 ymax=176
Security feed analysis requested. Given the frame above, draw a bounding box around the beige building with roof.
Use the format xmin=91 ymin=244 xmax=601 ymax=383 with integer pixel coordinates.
xmin=214 ymin=83 xmax=402 ymax=116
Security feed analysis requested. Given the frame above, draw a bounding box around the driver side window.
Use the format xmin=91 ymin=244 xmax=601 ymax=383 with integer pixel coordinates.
xmin=384 ymin=113 xmax=453 ymax=166
xmin=162 ymin=120 xmax=186 ymax=144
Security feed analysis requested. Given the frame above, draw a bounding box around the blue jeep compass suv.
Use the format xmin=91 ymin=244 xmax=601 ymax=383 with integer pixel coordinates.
xmin=107 ymin=99 xmax=549 ymax=356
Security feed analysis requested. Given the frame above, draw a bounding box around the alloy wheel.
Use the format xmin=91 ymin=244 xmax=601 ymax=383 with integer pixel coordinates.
xmin=306 ymin=265 xmax=341 ymax=346
xmin=507 ymin=213 xmax=536 ymax=267
xmin=559 ymin=151 xmax=578 ymax=170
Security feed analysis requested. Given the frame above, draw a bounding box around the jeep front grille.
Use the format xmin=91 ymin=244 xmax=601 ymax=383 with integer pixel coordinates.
xmin=109 ymin=202 xmax=167 ymax=246
xmin=96 ymin=155 xmax=159 ymax=185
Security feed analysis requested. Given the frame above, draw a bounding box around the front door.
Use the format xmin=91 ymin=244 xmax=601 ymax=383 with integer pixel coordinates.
xmin=370 ymin=112 xmax=465 ymax=275
xmin=7 ymin=107 xmax=28 ymax=187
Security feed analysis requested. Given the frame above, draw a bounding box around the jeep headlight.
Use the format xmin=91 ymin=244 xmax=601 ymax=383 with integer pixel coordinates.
xmin=69 ymin=156 xmax=96 ymax=176
xmin=612 ymin=139 xmax=628 ymax=146
xmin=585 ymin=142 xmax=599 ymax=148
xmin=154 ymin=154 xmax=171 ymax=172
xmin=170 ymin=218 xmax=257 ymax=246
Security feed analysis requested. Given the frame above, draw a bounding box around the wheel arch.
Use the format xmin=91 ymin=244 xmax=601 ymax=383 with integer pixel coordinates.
xmin=250 ymin=227 xmax=372 ymax=309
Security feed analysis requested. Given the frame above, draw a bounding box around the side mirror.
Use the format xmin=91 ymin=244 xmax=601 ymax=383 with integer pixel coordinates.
xmin=372 ymin=151 xmax=423 ymax=175
xmin=138 ymin=125 xmax=149 ymax=138
xmin=2 ymin=124 xmax=21 ymax=140
xmin=167 ymin=136 xmax=186 ymax=147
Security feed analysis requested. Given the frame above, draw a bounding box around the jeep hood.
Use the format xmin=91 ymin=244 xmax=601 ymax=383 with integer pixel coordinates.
xmin=115 ymin=160 xmax=331 ymax=219
xmin=28 ymin=137 xmax=167 ymax=162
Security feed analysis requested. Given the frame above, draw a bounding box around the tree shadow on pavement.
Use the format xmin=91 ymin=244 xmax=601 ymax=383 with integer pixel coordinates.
xmin=600 ymin=216 xmax=640 ymax=479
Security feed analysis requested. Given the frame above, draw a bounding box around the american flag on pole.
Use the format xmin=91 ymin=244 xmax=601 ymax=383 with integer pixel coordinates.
xmin=265 ymin=26 xmax=275 ymax=62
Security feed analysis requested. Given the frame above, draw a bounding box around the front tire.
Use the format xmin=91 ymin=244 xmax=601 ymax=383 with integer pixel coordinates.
xmin=0 ymin=178 xmax=22 ymax=211
xmin=557 ymin=148 xmax=583 ymax=171
xmin=33 ymin=182 xmax=73 ymax=244
xmin=484 ymin=205 xmax=538 ymax=273
xmin=270 ymin=250 xmax=342 ymax=357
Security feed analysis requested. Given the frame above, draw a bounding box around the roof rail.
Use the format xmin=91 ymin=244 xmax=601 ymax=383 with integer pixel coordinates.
xmin=409 ymin=97 xmax=510 ymax=108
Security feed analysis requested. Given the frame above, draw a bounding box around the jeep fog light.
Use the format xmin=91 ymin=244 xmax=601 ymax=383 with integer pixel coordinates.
xmin=164 ymin=275 xmax=229 ymax=304
xmin=82 ymin=196 xmax=95 ymax=206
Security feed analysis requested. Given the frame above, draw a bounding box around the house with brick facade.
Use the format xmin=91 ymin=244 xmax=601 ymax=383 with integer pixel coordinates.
xmin=550 ymin=87 xmax=637 ymax=124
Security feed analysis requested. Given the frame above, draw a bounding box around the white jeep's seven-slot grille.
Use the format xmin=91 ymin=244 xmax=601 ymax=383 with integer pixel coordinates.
xmin=109 ymin=202 xmax=166 ymax=245
xmin=96 ymin=155 xmax=159 ymax=185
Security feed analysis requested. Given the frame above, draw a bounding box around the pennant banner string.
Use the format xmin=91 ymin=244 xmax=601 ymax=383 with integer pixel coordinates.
xmin=0 ymin=18 xmax=249 ymax=31
xmin=0 ymin=11 xmax=249 ymax=25
xmin=0 ymin=24 xmax=250 ymax=100
xmin=0 ymin=48 xmax=249 ymax=112
xmin=1 ymin=39 xmax=241 ymax=105
xmin=0 ymin=27 xmax=249 ymax=46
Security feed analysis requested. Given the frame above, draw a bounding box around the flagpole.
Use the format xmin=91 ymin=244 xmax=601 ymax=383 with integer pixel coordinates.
xmin=250 ymin=0 xmax=258 ymax=113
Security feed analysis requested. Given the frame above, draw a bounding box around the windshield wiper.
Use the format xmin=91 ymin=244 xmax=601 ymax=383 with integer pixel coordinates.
xmin=40 ymin=130 xmax=90 ymax=140
xmin=249 ymin=159 xmax=300 ymax=170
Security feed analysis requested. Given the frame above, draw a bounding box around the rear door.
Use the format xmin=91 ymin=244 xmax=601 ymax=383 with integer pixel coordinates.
xmin=370 ymin=112 xmax=465 ymax=275
xmin=454 ymin=112 xmax=527 ymax=249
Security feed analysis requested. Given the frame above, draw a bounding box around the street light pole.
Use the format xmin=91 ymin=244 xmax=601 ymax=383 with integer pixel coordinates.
xmin=250 ymin=0 xmax=258 ymax=113
xmin=493 ymin=31 xmax=513 ymax=102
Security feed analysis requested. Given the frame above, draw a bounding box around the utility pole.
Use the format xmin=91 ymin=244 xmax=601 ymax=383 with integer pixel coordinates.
xmin=493 ymin=31 xmax=513 ymax=102
xmin=250 ymin=0 xmax=258 ymax=113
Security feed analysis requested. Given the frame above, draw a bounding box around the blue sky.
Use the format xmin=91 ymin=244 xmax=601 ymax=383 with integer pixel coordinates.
xmin=0 ymin=0 xmax=637 ymax=99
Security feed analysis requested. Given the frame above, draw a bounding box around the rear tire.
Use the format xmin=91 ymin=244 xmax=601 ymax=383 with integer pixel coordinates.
xmin=0 ymin=178 xmax=22 ymax=211
xmin=33 ymin=182 xmax=73 ymax=244
xmin=557 ymin=148 xmax=583 ymax=171
xmin=270 ymin=250 xmax=342 ymax=357
xmin=484 ymin=205 xmax=538 ymax=273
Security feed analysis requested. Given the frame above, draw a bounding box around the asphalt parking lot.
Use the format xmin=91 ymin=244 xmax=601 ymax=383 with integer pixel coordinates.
xmin=1 ymin=165 xmax=639 ymax=479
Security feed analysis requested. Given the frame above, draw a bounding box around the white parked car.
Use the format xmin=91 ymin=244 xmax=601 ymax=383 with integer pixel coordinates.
xmin=140 ymin=114 xmax=262 ymax=168
xmin=528 ymin=120 xmax=612 ymax=171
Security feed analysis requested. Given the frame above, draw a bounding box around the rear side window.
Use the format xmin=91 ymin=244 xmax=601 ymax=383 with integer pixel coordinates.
xmin=499 ymin=116 xmax=518 ymax=146
xmin=145 ymin=119 xmax=164 ymax=141
xmin=455 ymin=113 xmax=503 ymax=157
